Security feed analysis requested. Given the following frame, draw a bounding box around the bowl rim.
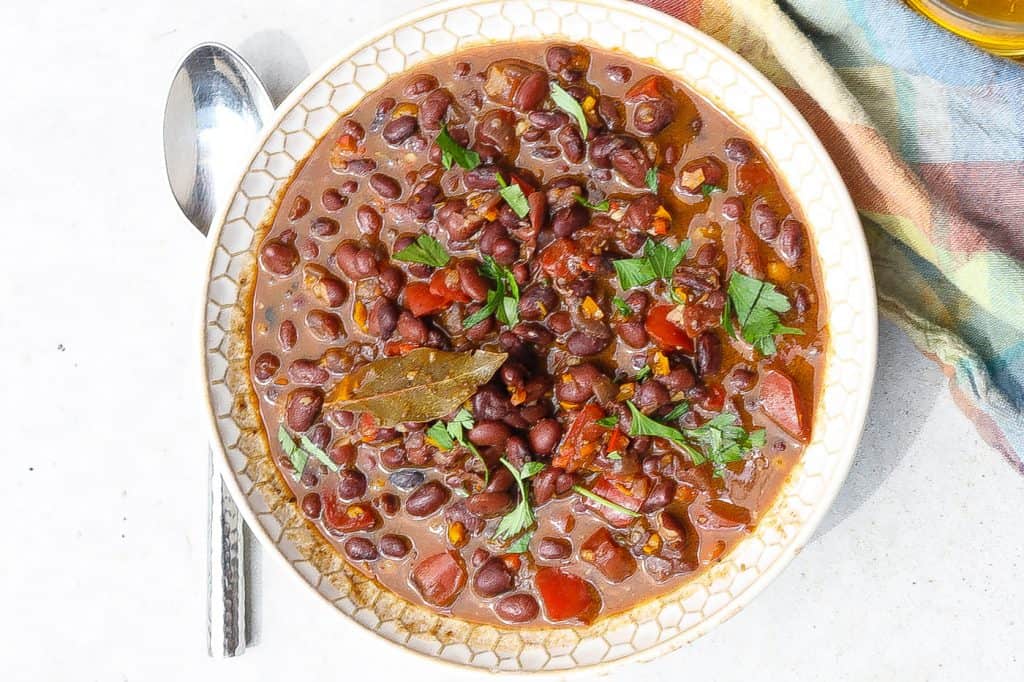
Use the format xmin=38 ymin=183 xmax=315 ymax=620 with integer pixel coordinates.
xmin=198 ymin=0 xmax=876 ymax=671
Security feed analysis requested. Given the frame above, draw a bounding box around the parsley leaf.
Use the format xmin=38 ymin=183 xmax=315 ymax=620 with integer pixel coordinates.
xmin=635 ymin=365 xmax=652 ymax=381
xmin=426 ymin=421 xmax=454 ymax=449
xmin=493 ymin=458 xmax=545 ymax=543
xmin=626 ymin=401 xmax=705 ymax=464
xmin=612 ymin=296 xmax=631 ymax=317
xmin=507 ymin=530 xmax=533 ymax=554
xmin=575 ymin=194 xmax=610 ymax=211
xmin=701 ymin=182 xmax=722 ymax=197
xmin=462 ymin=256 xmax=520 ymax=328
xmin=596 ymin=415 xmax=619 ymax=428
xmin=644 ymin=238 xmax=690 ymax=280
xmin=725 ymin=271 xmax=804 ymax=355
xmin=436 ymin=123 xmax=480 ymax=170
xmin=645 ymin=167 xmax=659 ymax=192
xmin=572 ymin=484 xmax=640 ymax=517
xmin=683 ymin=413 xmax=766 ymax=476
xmin=278 ymin=425 xmax=338 ymax=478
xmin=612 ymin=256 xmax=656 ymax=289
xmin=299 ymin=435 xmax=340 ymax=472
xmin=393 ymin=234 xmax=449 ymax=268
xmin=663 ymin=402 xmax=690 ymax=422
xmin=278 ymin=426 xmax=308 ymax=476
xmin=612 ymin=238 xmax=689 ymax=290
xmin=550 ymin=82 xmax=588 ymax=137
xmin=606 ymin=451 xmax=622 ymax=461
xmin=428 ymin=408 xmax=488 ymax=484
xmin=494 ymin=172 xmax=530 ymax=218
xmin=626 ymin=402 xmax=762 ymax=476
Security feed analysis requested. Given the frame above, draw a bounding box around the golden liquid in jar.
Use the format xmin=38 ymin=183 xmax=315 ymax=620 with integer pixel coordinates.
xmin=907 ymin=0 xmax=1024 ymax=55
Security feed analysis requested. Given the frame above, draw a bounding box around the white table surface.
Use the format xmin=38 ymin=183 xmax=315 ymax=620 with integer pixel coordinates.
xmin=2 ymin=1 xmax=1022 ymax=679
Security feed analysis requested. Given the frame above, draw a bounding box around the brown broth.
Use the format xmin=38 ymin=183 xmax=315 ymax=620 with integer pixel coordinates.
xmin=248 ymin=41 xmax=826 ymax=626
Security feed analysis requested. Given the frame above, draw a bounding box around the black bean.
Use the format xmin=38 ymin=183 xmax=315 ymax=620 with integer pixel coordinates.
xmin=528 ymin=419 xmax=562 ymax=455
xmin=473 ymin=557 xmax=515 ymax=597
xmin=301 ymin=493 xmax=322 ymax=519
xmin=369 ymin=173 xmax=402 ymax=199
xmin=495 ymin=593 xmax=539 ymax=623
xmin=344 ymin=536 xmax=378 ymax=561
xmin=528 ymin=110 xmax=569 ymax=130
xmin=382 ymin=115 xmax=418 ymax=145
xmin=724 ymin=137 xmax=754 ymax=163
xmin=567 ymin=329 xmax=612 ymax=356
xmin=752 ymin=201 xmax=780 ymax=240
xmin=696 ymin=331 xmax=723 ymax=377
xmin=379 ymin=534 xmax=411 ymax=558
xmin=550 ymin=203 xmax=589 ymax=238
xmin=337 ymin=469 xmax=367 ymax=500
xmin=468 ymin=420 xmax=510 ymax=447
xmin=389 ymin=469 xmax=426 ymax=491
xmin=778 ymin=217 xmax=805 ymax=264
xmin=405 ymin=480 xmax=450 ymax=517
xmin=537 ymin=537 xmax=571 ymax=559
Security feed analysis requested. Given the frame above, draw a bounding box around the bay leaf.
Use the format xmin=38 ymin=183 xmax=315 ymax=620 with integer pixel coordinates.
xmin=324 ymin=348 xmax=507 ymax=425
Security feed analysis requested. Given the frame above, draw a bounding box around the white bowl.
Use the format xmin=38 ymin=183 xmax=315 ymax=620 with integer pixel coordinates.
xmin=200 ymin=0 xmax=876 ymax=672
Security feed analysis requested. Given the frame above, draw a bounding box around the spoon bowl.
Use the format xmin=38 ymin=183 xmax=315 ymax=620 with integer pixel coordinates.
xmin=164 ymin=43 xmax=274 ymax=234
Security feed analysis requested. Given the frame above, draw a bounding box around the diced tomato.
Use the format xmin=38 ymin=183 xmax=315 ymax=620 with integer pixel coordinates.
xmin=357 ymin=412 xmax=378 ymax=441
xmin=383 ymin=340 xmax=419 ymax=356
xmin=605 ymin=428 xmax=629 ymax=457
xmin=508 ymin=171 xmax=536 ymax=196
xmin=579 ymin=527 xmax=637 ymax=582
xmin=759 ymin=369 xmax=808 ymax=440
xmin=323 ymin=499 xmax=379 ymax=534
xmin=552 ymin=404 xmax=606 ymax=472
xmin=645 ymin=304 xmax=694 ymax=352
xmin=534 ymin=568 xmax=601 ymax=623
xmin=699 ymin=384 xmax=726 ymax=412
xmin=411 ymin=552 xmax=467 ymax=607
xmin=736 ymin=161 xmax=774 ymax=195
xmin=429 ymin=268 xmax=471 ymax=304
xmin=624 ymin=75 xmax=672 ymax=102
xmin=538 ymin=238 xmax=579 ymax=280
xmin=585 ymin=476 xmax=647 ymax=528
xmin=405 ymin=281 xmax=449 ymax=317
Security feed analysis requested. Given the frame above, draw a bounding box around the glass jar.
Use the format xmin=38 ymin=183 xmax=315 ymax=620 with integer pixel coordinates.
xmin=906 ymin=0 xmax=1024 ymax=55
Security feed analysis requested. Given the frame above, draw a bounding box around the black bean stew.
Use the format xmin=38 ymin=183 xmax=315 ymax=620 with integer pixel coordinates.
xmin=248 ymin=42 xmax=826 ymax=627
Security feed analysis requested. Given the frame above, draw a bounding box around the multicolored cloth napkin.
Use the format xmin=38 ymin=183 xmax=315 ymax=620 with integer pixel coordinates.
xmin=636 ymin=0 xmax=1024 ymax=473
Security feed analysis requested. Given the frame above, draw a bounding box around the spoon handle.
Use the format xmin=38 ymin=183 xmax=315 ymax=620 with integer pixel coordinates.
xmin=207 ymin=449 xmax=246 ymax=656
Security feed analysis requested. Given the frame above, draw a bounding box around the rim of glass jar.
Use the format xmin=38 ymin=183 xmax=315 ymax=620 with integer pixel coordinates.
xmin=906 ymin=0 xmax=1024 ymax=54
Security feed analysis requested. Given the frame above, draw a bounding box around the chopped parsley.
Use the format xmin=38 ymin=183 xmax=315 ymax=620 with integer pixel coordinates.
xmin=645 ymin=167 xmax=659 ymax=192
xmin=278 ymin=425 xmax=338 ymax=477
xmin=662 ymin=402 xmax=690 ymax=422
xmin=435 ymin=123 xmax=480 ymax=171
xmin=612 ymin=238 xmax=690 ymax=290
xmin=393 ymin=234 xmax=449 ymax=268
xmin=634 ymin=365 xmax=653 ymax=382
xmin=596 ymin=415 xmax=619 ymax=428
xmin=462 ymin=256 xmax=520 ymax=329
xmin=612 ymin=296 xmax=631 ymax=317
xmin=723 ymin=271 xmax=803 ymax=355
xmin=493 ymin=459 xmax=546 ymax=543
xmin=684 ymin=413 xmax=766 ymax=476
xmin=572 ymin=484 xmax=640 ymax=517
xmin=625 ymin=401 xmax=762 ymax=477
xmin=427 ymin=408 xmax=488 ymax=483
xmin=575 ymin=194 xmax=610 ymax=211
xmin=495 ymin=172 xmax=529 ymax=218
xmin=700 ymin=182 xmax=722 ymax=197
xmin=550 ymin=82 xmax=588 ymax=137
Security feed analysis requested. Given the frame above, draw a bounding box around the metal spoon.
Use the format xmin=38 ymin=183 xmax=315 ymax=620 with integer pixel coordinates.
xmin=163 ymin=42 xmax=274 ymax=656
